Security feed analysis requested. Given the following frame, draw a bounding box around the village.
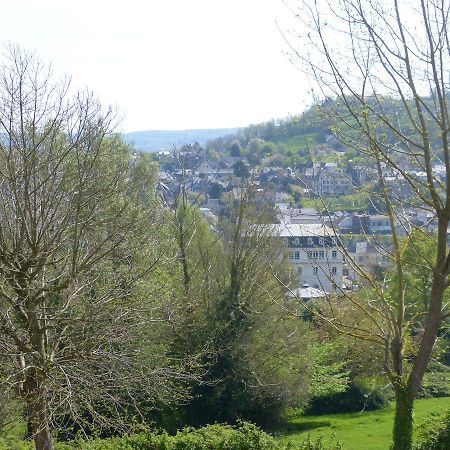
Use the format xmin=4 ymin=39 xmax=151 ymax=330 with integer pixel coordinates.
xmin=154 ymin=143 xmax=444 ymax=301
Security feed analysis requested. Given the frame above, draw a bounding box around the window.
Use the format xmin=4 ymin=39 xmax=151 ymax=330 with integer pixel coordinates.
xmin=308 ymin=251 xmax=325 ymax=260
xmin=293 ymin=237 xmax=300 ymax=246
xmin=332 ymin=250 xmax=337 ymax=259
xmin=297 ymin=267 xmax=302 ymax=275
xmin=313 ymin=266 xmax=318 ymax=275
xmin=289 ymin=252 xmax=294 ymax=260
xmin=319 ymin=237 xmax=324 ymax=245
xmin=332 ymin=266 xmax=337 ymax=275
xmin=294 ymin=251 xmax=300 ymax=260
xmin=307 ymin=237 xmax=313 ymax=245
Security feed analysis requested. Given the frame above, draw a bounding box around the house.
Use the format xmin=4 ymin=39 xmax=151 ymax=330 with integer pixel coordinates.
xmin=337 ymin=213 xmax=370 ymax=234
xmin=275 ymin=223 xmax=344 ymax=293
xmin=318 ymin=167 xmax=353 ymax=196
xmin=369 ymin=215 xmax=392 ymax=234
xmin=299 ymin=162 xmax=353 ymax=196
xmin=353 ymin=241 xmax=390 ymax=277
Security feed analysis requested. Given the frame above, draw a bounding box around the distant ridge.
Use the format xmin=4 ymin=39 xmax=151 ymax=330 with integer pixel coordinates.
xmin=123 ymin=128 xmax=241 ymax=152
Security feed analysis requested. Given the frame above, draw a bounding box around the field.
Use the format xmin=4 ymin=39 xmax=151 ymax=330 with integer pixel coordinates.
xmin=277 ymin=397 xmax=449 ymax=450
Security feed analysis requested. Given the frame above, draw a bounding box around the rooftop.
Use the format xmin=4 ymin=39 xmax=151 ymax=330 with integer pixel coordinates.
xmin=274 ymin=223 xmax=337 ymax=238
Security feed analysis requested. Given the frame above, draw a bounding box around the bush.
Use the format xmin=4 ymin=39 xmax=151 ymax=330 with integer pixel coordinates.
xmin=419 ymin=370 xmax=450 ymax=399
xmin=0 ymin=423 xmax=345 ymax=450
xmin=288 ymin=435 xmax=342 ymax=450
xmin=62 ymin=421 xmax=280 ymax=450
xmin=304 ymin=383 xmax=389 ymax=415
xmin=414 ymin=409 xmax=450 ymax=450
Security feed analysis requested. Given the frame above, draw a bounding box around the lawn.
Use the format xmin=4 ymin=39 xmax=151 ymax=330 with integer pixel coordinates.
xmin=277 ymin=397 xmax=449 ymax=450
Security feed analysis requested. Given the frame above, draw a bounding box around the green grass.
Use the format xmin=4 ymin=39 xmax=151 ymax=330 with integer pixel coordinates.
xmin=283 ymin=133 xmax=320 ymax=151
xmin=277 ymin=397 xmax=449 ymax=450
xmin=300 ymin=194 xmax=371 ymax=213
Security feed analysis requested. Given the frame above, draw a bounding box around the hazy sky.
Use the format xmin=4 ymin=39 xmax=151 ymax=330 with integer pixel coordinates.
xmin=0 ymin=0 xmax=309 ymax=132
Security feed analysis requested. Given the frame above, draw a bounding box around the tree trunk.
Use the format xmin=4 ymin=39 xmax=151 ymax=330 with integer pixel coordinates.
xmin=22 ymin=370 xmax=54 ymax=450
xmin=392 ymin=384 xmax=414 ymax=450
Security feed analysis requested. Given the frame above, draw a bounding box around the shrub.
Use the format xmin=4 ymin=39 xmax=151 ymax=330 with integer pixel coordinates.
xmin=1 ymin=422 xmax=345 ymax=450
xmin=287 ymin=435 xmax=342 ymax=450
xmin=62 ymin=421 xmax=280 ymax=450
xmin=419 ymin=370 xmax=450 ymax=399
xmin=304 ymin=383 xmax=389 ymax=415
xmin=414 ymin=409 xmax=450 ymax=450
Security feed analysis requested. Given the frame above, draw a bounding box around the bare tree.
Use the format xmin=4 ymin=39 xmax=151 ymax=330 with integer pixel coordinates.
xmin=282 ymin=0 xmax=450 ymax=448
xmin=0 ymin=46 xmax=186 ymax=450
xmin=170 ymin=143 xmax=205 ymax=292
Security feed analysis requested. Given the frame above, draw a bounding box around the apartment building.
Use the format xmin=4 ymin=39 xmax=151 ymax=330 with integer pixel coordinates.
xmin=276 ymin=223 xmax=344 ymax=293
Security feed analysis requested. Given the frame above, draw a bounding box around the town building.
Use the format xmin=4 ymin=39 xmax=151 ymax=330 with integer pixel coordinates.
xmin=275 ymin=223 xmax=344 ymax=294
xmin=300 ymin=162 xmax=354 ymax=196
xmin=276 ymin=203 xmax=324 ymax=225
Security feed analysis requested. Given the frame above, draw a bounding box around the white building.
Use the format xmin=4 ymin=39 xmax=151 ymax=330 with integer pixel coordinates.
xmin=275 ymin=223 xmax=344 ymax=294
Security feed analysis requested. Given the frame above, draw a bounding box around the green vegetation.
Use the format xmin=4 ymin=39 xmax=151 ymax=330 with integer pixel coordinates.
xmin=0 ymin=421 xmax=342 ymax=450
xmin=278 ymin=397 xmax=450 ymax=450
xmin=415 ymin=408 xmax=450 ymax=450
xmin=2 ymin=399 xmax=447 ymax=449
xmin=300 ymin=193 xmax=371 ymax=213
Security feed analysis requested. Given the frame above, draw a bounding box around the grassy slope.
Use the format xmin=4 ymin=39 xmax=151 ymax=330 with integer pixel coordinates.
xmin=277 ymin=397 xmax=449 ymax=450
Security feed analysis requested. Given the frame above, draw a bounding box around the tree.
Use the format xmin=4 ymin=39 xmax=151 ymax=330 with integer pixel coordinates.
xmin=184 ymin=183 xmax=347 ymax=427
xmin=170 ymin=143 xmax=205 ymax=292
xmin=288 ymin=1 xmax=450 ymax=448
xmin=228 ymin=140 xmax=242 ymax=157
xmin=0 ymin=47 xmax=185 ymax=449
xmin=232 ymin=160 xmax=250 ymax=179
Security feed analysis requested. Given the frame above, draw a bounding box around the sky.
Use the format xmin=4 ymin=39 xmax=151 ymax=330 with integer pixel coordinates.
xmin=0 ymin=0 xmax=310 ymax=132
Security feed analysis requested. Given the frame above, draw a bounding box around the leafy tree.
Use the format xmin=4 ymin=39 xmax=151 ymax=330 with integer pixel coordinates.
xmin=232 ymin=160 xmax=250 ymax=178
xmin=229 ymin=141 xmax=242 ymax=157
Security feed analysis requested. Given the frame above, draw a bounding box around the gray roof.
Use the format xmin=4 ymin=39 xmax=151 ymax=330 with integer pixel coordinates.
xmin=275 ymin=223 xmax=337 ymax=237
xmin=355 ymin=241 xmax=379 ymax=254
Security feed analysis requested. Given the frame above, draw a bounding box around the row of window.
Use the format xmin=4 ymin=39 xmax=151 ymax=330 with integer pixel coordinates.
xmin=286 ymin=237 xmax=338 ymax=246
xmin=289 ymin=250 xmax=338 ymax=260
xmin=297 ymin=266 xmax=338 ymax=275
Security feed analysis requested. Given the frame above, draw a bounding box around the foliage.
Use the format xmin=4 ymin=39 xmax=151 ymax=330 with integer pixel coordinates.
xmin=287 ymin=435 xmax=342 ymax=450
xmin=60 ymin=422 xmax=342 ymax=450
xmin=305 ymin=383 xmax=390 ymax=415
xmin=414 ymin=409 xmax=450 ymax=450
xmin=419 ymin=365 xmax=450 ymax=399
xmin=2 ymin=422 xmax=280 ymax=450
xmin=176 ymin=186 xmax=347 ymax=428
